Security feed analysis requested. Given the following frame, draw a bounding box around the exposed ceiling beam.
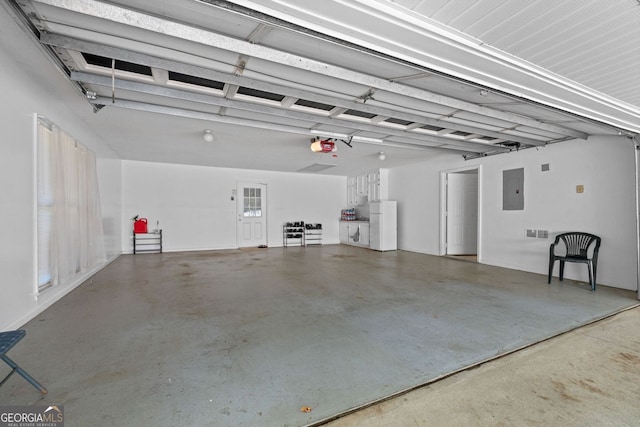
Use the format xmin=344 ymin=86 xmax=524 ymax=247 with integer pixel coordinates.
xmin=42 ymin=33 xmax=548 ymax=147
xmin=88 ymin=97 xmax=474 ymax=154
xmin=32 ymin=0 xmax=588 ymax=140
xmin=74 ymin=72 xmax=500 ymax=153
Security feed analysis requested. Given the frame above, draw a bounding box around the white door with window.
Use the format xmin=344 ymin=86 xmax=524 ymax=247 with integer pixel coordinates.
xmin=237 ymin=183 xmax=267 ymax=248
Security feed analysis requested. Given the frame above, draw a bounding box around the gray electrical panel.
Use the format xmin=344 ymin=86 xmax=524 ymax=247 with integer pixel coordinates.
xmin=503 ymin=168 xmax=524 ymax=210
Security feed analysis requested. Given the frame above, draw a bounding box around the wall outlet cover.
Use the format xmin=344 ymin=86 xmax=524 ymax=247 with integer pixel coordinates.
xmin=526 ymin=229 xmax=537 ymax=238
xmin=537 ymin=230 xmax=549 ymax=238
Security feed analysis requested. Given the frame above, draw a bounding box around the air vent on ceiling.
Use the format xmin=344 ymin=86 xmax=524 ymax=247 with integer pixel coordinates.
xmin=297 ymin=163 xmax=336 ymax=173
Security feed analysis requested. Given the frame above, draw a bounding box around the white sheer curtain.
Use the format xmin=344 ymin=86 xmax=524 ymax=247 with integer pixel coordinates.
xmin=38 ymin=119 xmax=105 ymax=288
xmin=37 ymin=121 xmax=53 ymax=287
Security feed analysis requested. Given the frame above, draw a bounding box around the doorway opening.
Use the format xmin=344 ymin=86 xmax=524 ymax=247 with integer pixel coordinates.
xmin=441 ymin=167 xmax=480 ymax=262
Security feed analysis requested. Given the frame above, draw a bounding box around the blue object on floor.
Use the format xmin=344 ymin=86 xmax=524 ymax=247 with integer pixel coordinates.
xmin=0 ymin=330 xmax=48 ymax=394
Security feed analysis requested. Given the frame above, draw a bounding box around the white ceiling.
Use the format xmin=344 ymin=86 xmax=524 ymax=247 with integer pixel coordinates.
xmin=4 ymin=0 xmax=639 ymax=175
xmin=394 ymin=0 xmax=640 ymax=108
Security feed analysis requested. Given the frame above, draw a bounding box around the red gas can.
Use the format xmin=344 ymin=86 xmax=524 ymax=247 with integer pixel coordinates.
xmin=134 ymin=218 xmax=148 ymax=234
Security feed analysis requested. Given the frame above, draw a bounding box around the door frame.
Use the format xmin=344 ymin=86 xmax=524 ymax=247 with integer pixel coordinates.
xmin=439 ymin=165 xmax=482 ymax=260
xmin=236 ymin=181 xmax=268 ymax=248
xmin=634 ymin=139 xmax=640 ymax=299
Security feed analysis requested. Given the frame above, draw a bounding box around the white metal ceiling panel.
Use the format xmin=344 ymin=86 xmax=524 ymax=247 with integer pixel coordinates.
xmin=261 ymin=28 xmax=425 ymax=82
xmin=367 ymin=92 xmax=458 ymax=116
xmin=240 ymin=57 xmax=372 ymax=99
xmin=401 ymin=0 xmax=640 ymax=110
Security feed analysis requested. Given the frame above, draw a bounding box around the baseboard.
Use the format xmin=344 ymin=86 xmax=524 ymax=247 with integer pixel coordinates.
xmin=5 ymin=254 xmax=121 ymax=331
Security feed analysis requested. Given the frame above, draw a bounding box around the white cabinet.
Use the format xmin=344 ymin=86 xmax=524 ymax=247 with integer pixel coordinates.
xmin=358 ymin=222 xmax=370 ymax=246
xmin=367 ymin=171 xmax=380 ymax=202
xmin=339 ymin=221 xmax=370 ymax=247
xmin=339 ymin=221 xmax=350 ymax=242
xmin=367 ymin=169 xmax=388 ymax=202
xmin=347 ymin=169 xmax=388 ymax=204
xmin=357 ymin=174 xmax=368 ymax=196
xmin=347 ymin=176 xmax=357 ymax=205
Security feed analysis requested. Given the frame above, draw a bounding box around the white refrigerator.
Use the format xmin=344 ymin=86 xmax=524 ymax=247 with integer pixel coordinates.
xmin=369 ymin=201 xmax=397 ymax=251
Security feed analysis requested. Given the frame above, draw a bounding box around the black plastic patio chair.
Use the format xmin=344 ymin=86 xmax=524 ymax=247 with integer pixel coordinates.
xmin=548 ymin=232 xmax=601 ymax=291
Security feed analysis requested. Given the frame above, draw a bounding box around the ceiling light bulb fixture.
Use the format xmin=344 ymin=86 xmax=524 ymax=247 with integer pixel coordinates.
xmin=203 ymin=129 xmax=214 ymax=142
xmin=378 ymin=151 xmax=386 ymax=161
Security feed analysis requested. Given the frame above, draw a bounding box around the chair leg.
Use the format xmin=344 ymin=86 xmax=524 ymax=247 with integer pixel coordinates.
xmin=559 ymin=261 xmax=565 ymax=281
xmin=1 ymin=354 xmax=47 ymax=394
xmin=588 ymin=262 xmax=596 ymax=292
xmin=548 ymin=259 xmax=555 ymax=284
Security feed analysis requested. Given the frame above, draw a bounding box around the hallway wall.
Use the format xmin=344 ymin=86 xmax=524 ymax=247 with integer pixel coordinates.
xmin=391 ymin=136 xmax=638 ymax=291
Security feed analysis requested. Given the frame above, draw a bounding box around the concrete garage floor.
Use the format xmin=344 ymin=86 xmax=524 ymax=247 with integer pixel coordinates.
xmin=325 ymin=306 xmax=640 ymax=427
xmin=1 ymin=245 xmax=638 ymax=426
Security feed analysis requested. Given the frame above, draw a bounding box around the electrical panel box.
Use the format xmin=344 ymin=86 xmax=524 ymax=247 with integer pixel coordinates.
xmin=503 ymin=168 xmax=524 ymax=210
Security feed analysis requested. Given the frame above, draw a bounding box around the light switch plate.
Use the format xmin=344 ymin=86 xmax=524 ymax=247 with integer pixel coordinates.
xmin=537 ymin=230 xmax=549 ymax=238
xmin=526 ymin=229 xmax=537 ymax=238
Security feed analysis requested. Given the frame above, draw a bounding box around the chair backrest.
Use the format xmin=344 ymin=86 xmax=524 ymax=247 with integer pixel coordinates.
xmin=557 ymin=232 xmax=601 ymax=257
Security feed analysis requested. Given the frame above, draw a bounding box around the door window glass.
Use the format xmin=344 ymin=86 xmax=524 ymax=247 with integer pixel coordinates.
xmin=243 ymin=187 xmax=262 ymax=217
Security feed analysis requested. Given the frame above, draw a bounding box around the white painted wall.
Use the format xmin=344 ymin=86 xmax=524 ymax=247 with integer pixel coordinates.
xmin=122 ymin=160 xmax=346 ymax=252
xmin=390 ymin=136 xmax=638 ymax=291
xmin=98 ymin=158 xmax=124 ymax=260
xmin=0 ymin=10 xmax=123 ymax=330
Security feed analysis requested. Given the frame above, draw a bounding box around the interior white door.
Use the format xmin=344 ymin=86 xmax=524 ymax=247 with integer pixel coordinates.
xmin=446 ymin=172 xmax=478 ymax=255
xmin=237 ymin=183 xmax=267 ymax=248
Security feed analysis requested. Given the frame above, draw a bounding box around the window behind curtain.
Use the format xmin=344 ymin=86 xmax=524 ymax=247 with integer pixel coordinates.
xmin=37 ymin=119 xmax=53 ymax=289
xmin=36 ymin=117 xmax=105 ymax=291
